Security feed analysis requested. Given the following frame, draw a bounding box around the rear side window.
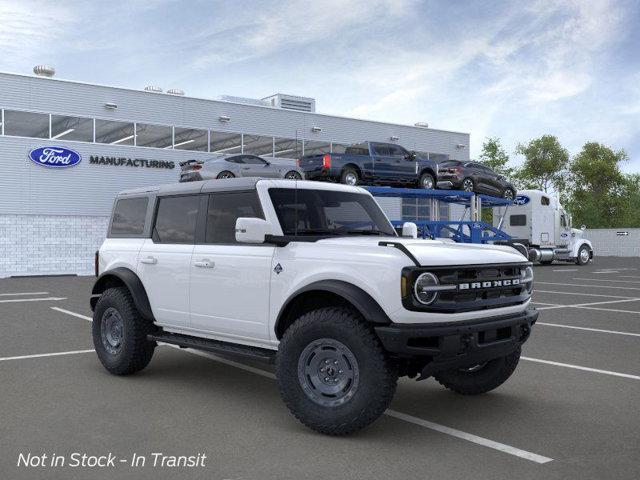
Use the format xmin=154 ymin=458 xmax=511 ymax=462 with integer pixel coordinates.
xmin=205 ymin=192 xmax=263 ymax=244
xmin=153 ymin=195 xmax=200 ymax=244
xmin=110 ymin=197 xmax=148 ymax=236
xmin=510 ymin=214 xmax=527 ymax=226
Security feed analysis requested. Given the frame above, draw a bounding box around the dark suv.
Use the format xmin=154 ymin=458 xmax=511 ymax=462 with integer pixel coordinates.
xmin=436 ymin=160 xmax=516 ymax=199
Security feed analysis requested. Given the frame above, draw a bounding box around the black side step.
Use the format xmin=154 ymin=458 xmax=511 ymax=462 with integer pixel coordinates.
xmin=148 ymin=332 xmax=276 ymax=364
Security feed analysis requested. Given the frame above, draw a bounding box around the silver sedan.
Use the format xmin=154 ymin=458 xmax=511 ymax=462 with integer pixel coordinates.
xmin=179 ymin=154 xmax=305 ymax=182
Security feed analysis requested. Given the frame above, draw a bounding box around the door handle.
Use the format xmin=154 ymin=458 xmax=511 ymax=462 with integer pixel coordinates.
xmin=140 ymin=256 xmax=157 ymax=265
xmin=241 ymin=167 xmax=251 ymax=170
xmin=194 ymin=259 xmax=215 ymax=268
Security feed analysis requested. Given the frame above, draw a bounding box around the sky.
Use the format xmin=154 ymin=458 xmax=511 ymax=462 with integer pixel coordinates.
xmin=1 ymin=0 xmax=639 ymax=171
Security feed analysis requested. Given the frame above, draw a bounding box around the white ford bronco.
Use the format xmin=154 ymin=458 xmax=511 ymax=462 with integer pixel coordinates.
xmin=91 ymin=178 xmax=537 ymax=435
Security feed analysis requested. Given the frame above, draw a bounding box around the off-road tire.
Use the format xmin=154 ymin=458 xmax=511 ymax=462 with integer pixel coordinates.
xmin=419 ymin=172 xmax=435 ymax=190
xmin=340 ymin=168 xmax=359 ymax=186
xmin=92 ymin=287 xmax=156 ymax=376
xmin=434 ymin=347 xmax=521 ymax=395
xmin=276 ymin=307 xmax=397 ymax=435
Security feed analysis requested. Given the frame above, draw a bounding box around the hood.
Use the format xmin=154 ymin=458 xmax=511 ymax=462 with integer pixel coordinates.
xmin=316 ymin=236 xmax=528 ymax=266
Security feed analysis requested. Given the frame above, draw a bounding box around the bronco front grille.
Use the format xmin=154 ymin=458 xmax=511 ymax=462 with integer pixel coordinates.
xmin=402 ymin=263 xmax=531 ymax=313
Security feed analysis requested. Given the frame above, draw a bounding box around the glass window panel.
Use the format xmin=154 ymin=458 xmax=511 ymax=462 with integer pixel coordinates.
xmin=210 ymin=131 xmax=242 ymax=154
xmin=302 ymin=140 xmax=330 ymax=156
xmin=136 ymin=123 xmax=172 ymax=148
xmin=51 ymin=115 xmax=93 ymax=142
xmin=4 ymin=110 xmax=49 ymax=138
xmin=273 ymin=137 xmax=302 ymax=159
xmin=110 ymin=197 xmax=148 ymax=237
xmin=95 ymin=119 xmax=135 ymax=145
xmin=153 ymin=195 xmax=200 ymax=244
xmin=243 ymin=135 xmax=274 ymax=156
xmin=331 ymin=143 xmax=349 ymax=154
xmin=205 ymin=192 xmax=264 ymax=244
xmin=173 ymin=127 xmax=208 ymax=151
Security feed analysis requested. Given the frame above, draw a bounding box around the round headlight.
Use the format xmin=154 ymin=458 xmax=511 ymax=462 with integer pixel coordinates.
xmin=414 ymin=272 xmax=439 ymax=305
xmin=521 ymin=266 xmax=534 ymax=292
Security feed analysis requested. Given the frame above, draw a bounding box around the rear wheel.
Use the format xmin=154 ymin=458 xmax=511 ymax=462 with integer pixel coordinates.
xmin=576 ymin=245 xmax=591 ymax=265
xmin=419 ymin=172 xmax=435 ymax=189
xmin=285 ymin=170 xmax=302 ymax=180
xmin=434 ymin=347 xmax=521 ymax=395
xmin=276 ymin=307 xmax=397 ymax=435
xmin=217 ymin=171 xmax=235 ymax=179
xmin=92 ymin=287 xmax=156 ymax=375
xmin=462 ymin=178 xmax=475 ymax=192
xmin=340 ymin=168 xmax=359 ymax=186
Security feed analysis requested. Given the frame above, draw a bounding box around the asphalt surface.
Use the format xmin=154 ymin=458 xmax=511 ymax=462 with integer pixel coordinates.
xmin=1 ymin=257 xmax=639 ymax=480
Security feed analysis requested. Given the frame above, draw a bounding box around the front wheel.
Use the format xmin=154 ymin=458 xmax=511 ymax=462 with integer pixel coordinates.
xmin=576 ymin=245 xmax=591 ymax=265
xmin=276 ymin=307 xmax=397 ymax=435
xmin=434 ymin=347 xmax=521 ymax=395
xmin=419 ymin=172 xmax=435 ymax=189
xmin=92 ymin=287 xmax=156 ymax=376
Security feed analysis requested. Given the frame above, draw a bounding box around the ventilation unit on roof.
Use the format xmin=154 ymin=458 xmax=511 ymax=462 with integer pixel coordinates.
xmin=167 ymin=88 xmax=185 ymax=96
xmin=33 ymin=65 xmax=55 ymax=77
xmin=144 ymin=85 xmax=163 ymax=93
xmin=262 ymin=93 xmax=316 ymax=113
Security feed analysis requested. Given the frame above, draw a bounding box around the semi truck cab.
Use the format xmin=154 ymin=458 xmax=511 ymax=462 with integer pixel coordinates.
xmin=495 ymin=189 xmax=593 ymax=265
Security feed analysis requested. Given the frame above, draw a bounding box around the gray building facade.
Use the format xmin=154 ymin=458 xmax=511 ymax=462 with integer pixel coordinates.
xmin=0 ymin=71 xmax=470 ymax=277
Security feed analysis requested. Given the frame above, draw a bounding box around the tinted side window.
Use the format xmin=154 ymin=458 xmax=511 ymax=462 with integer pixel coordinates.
xmin=110 ymin=197 xmax=148 ymax=236
xmin=372 ymin=144 xmax=390 ymax=156
xmin=510 ymin=214 xmax=527 ymax=226
xmin=226 ymin=156 xmax=244 ymax=164
xmin=153 ymin=195 xmax=199 ymax=244
xmin=387 ymin=145 xmax=408 ymax=157
xmin=205 ymin=192 xmax=264 ymax=244
xmin=242 ymin=156 xmax=267 ymax=165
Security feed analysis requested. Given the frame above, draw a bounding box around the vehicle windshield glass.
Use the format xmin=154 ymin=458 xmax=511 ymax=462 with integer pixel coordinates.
xmin=268 ymin=188 xmax=397 ymax=237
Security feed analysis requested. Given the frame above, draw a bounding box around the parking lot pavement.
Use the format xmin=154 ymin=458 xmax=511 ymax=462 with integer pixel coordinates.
xmin=1 ymin=257 xmax=639 ymax=480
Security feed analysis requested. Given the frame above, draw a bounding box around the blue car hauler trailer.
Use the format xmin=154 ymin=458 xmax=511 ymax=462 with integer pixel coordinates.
xmin=365 ymin=186 xmax=513 ymax=244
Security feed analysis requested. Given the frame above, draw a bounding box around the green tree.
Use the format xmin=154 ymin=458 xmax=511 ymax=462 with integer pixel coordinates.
xmin=479 ymin=137 xmax=514 ymax=177
xmin=567 ymin=142 xmax=628 ymax=228
xmin=515 ymin=135 xmax=569 ymax=193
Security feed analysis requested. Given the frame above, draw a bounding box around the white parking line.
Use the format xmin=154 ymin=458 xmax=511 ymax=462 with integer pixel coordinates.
xmin=46 ymin=308 xmax=553 ymax=464
xmin=0 ymin=292 xmax=49 ymax=296
xmin=522 ymin=357 xmax=640 ymax=381
xmin=178 ymin=346 xmax=553 ymax=464
xmin=573 ymin=306 xmax=640 ymax=315
xmin=618 ymin=275 xmax=640 ymax=279
xmin=537 ymin=322 xmax=640 ymax=338
xmin=51 ymin=307 xmax=92 ymax=321
xmin=0 ymin=297 xmax=67 ymax=304
xmin=572 ymin=278 xmax=640 ymax=284
xmin=0 ymin=349 xmax=94 ymax=362
xmin=530 ymin=301 xmax=561 ymax=306
xmin=535 ymin=289 xmax=638 ymax=299
xmin=533 ymin=298 xmax=640 ymax=311
xmin=537 ymin=281 xmax=640 ymax=291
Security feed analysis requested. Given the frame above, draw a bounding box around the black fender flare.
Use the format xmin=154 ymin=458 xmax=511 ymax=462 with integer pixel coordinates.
xmin=90 ymin=267 xmax=154 ymax=321
xmin=275 ymin=280 xmax=391 ymax=338
xmin=419 ymin=166 xmax=436 ymax=180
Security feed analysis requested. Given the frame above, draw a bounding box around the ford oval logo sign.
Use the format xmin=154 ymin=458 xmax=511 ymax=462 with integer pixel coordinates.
xmin=28 ymin=146 xmax=82 ymax=168
xmin=514 ymin=195 xmax=530 ymax=205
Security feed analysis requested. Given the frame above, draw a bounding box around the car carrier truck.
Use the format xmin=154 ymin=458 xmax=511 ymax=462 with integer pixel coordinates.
xmin=494 ymin=189 xmax=593 ymax=265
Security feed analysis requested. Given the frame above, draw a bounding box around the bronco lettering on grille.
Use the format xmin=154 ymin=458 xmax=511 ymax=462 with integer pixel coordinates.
xmin=458 ymin=278 xmax=520 ymax=290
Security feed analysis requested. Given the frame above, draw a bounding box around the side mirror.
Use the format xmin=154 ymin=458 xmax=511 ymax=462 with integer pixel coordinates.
xmin=235 ymin=217 xmax=271 ymax=244
xmin=402 ymin=222 xmax=418 ymax=239
xmin=581 ymin=224 xmax=586 ymax=230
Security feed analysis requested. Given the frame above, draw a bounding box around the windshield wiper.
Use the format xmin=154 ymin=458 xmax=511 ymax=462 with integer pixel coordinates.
xmin=342 ymin=230 xmax=389 ymax=236
xmin=286 ymin=229 xmax=343 ymax=236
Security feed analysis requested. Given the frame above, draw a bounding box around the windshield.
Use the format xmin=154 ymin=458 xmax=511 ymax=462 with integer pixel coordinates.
xmin=268 ymin=188 xmax=397 ymax=237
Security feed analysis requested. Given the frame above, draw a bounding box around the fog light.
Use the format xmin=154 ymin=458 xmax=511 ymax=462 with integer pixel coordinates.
xmin=414 ymin=272 xmax=440 ymax=305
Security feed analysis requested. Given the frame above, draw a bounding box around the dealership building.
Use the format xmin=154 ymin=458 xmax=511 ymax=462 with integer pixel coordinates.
xmin=0 ymin=68 xmax=470 ymax=277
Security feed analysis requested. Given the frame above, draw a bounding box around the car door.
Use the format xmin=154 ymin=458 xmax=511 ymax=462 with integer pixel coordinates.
xmin=370 ymin=143 xmax=393 ymax=181
xmin=190 ymin=191 xmax=275 ymax=342
xmin=478 ymin=164 xmax=501 ymax=195
xmin=137 ymin=194 xmax=199 ymax=330
xmin=387 ymin=144 xmax=417 ymax=183
xmin=466 ymin=163 xmax=489 ymax=193
xmin=239 ymin=155 xmax=279 ymax=178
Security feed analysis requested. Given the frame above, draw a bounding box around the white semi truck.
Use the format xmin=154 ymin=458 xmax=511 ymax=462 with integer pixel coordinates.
xmin=493 ymin=189 xmax=593 ymax=265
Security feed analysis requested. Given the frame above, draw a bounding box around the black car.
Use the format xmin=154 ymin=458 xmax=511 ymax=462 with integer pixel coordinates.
xmin=436 ymin=160 xmax=516 ymax=199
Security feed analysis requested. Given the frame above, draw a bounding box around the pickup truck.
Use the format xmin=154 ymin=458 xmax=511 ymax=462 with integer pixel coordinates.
xmin=91 ymin=178 xmax=537 ymax=435
xmin=298 ymin=141 xmax=439 ymax=189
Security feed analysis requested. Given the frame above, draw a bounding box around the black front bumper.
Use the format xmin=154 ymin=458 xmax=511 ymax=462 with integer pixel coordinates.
xmin=375 ymin=307 xmax=538 ymax=378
